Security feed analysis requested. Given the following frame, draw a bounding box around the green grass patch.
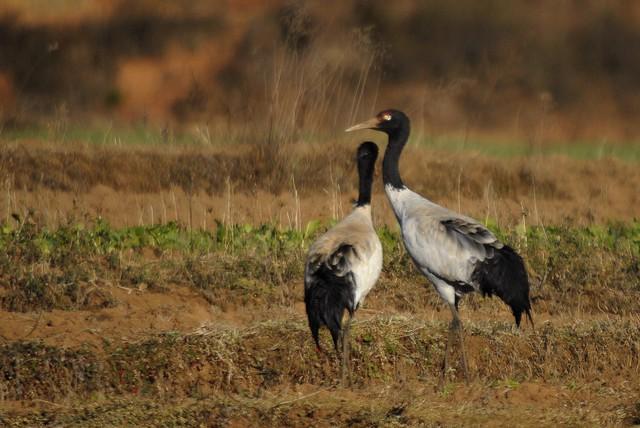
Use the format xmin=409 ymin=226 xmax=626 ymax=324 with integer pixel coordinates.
xmin=0 ymin=218 xmax=638 ymax=313
xmin=417 ymin=135 xmax=640 ymax=161
xmin=3 ymin=124 xmax=640 ymax=161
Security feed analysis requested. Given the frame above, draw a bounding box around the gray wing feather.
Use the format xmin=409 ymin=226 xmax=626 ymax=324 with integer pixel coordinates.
xmin=441 ymin=218 xmax=501 ymax=246
xmin=441 ymin=217 xmax=503 ymax=259
xmin=308 ymin=244 xmax=356 ymax=276
xmin=403 ymin=215 xmax=502 ymax=281
xmin=305 ymin=243 xmax=358 ymax=290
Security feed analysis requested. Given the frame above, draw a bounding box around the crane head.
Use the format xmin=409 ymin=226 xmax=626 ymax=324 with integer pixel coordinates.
xmin=345 ymin=109 xmax=409 ymax=135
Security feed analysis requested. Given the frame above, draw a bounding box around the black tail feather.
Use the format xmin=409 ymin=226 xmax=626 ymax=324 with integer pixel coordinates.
xmin=304 ymin=264 xmax=356 ymax=350
xmin=473 ymin=244 xmax=533 ymax=327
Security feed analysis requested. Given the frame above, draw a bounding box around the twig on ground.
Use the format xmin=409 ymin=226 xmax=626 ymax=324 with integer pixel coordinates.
xmin=271 ymin=389 xmax=324 ymax=409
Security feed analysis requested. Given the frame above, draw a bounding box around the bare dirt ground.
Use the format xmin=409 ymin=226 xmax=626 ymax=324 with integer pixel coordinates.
xmin=0 ymin=285 xmax=217 ymax=349
xmin=1 ymin=282 xmax=636 ymax=351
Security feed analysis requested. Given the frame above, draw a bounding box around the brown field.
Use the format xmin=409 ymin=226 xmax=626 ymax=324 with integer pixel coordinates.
xmin=1 ymin=135 xmax=639 ymax=426
xmin=2 ymin=1 xmax=640 ymax=426
xmin=2 ymin=139 xmax=639 ymax=230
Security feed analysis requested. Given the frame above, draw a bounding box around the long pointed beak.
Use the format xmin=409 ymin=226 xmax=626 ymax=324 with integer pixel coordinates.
xmin=345 ymin=117 xmax=381 ymax=132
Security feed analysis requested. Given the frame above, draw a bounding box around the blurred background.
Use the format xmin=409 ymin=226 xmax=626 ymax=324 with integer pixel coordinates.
xmin=2 ymin=0 xmax=640 ymax=141
xmin=1 ymin=0 xmax=639 ymax=229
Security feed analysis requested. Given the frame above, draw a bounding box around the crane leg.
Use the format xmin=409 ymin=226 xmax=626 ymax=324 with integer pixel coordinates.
xmin=441 ymin=303 xmax=470 ymax=385
xmin=341 ymin=314 xmax=353 ymax=387
xmin=440 ymin=316 xmax=455 ymax=386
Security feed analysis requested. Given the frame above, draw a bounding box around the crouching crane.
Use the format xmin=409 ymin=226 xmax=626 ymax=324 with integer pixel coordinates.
xmin=304 ymin=142 xmax=383 ymax=385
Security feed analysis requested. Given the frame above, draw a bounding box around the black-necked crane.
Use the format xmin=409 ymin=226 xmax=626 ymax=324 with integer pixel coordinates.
xmin=304 ymin=141 xmax=382 ymax=385
xmin=346 ymin=110 xmax=532 ymax=382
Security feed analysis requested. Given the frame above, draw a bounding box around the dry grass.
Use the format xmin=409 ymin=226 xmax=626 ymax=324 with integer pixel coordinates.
xmin=1 ymin=317 xmax=639 ymax=426
xmin=1 ymin=316 xmax=639 ymax=399
xmin=3 ymin=388 xmax=639 ymax=427
xmin=1 ymin=140 xmax=639 ymax=230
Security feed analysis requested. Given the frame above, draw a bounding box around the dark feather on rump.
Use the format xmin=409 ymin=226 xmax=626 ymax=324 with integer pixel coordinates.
xmin=472 ymin=244 xmax=533 ymax=327
xmin=426 ymin=267 xmax=475 ymax=295
xmin=304 ymin=244 xmax=357 ymax=350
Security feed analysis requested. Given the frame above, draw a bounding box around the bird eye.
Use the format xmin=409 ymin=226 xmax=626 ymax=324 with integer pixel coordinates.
xmin=383 ymin=114 xmax=392 ymax=121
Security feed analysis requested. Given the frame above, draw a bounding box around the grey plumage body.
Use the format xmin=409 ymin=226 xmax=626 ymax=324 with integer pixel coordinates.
xmin=385 ymin=185 xmax=501 ymax=306
xmin=305 ymin=205 xmax=383 ymax=310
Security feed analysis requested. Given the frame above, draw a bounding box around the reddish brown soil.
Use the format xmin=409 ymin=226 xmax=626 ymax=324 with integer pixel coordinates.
xmin=0 ymin=285 xmax=214 ymax=349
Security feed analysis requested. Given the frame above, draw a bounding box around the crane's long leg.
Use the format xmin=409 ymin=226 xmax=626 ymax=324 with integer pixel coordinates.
xmin=450 ymin=302 xmax=470 ymax=383
xmin=441 ymin=316 xmax=456 ymax=386
xmin=341 ymin=314 xmax=353 ymax=387
xmin=441 ymin=302 xmax=470 ymax=385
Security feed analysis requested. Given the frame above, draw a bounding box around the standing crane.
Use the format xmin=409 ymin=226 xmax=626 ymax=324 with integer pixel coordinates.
xmin=304 ymin=141 xmax=383 ymax=385
xmin=346 ymin=110 xmax=532 ymax=381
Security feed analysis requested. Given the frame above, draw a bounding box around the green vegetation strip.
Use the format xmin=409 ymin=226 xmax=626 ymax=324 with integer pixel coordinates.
xmin=0 ymin=220 xmax=639 ymax=314
xmin=4 ymin=126 xmax=640 ymax=161
xmin=419 ymin=136 xmax=640 ymax=161
xmin=2 ymin=218 xmax=637 ymax=260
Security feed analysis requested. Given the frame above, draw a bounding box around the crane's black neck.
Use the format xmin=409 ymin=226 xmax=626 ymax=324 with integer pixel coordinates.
xmin=382 ymin=124 xmax=410 ymax=190
xmin=356 ymin=152 xmax=375 ymax=207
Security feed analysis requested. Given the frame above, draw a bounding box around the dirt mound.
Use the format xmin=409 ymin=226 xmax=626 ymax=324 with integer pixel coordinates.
xmin=0 ymin=286 xmax=216 ymax=349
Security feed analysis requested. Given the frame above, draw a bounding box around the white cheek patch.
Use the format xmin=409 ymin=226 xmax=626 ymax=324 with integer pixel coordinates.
xmin=383 ymin=114 xmax=392 ymax=121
